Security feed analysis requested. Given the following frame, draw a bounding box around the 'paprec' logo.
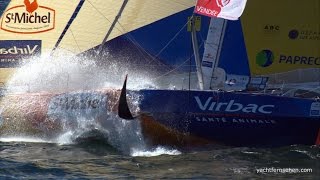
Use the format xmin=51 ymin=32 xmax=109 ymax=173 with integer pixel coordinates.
xmin=256 ymin=50 xmax=274 ymax=67
xmin=0 ymin=0 xmax=55 ymax=34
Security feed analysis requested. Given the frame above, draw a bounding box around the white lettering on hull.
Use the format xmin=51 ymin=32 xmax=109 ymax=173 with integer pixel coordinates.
xmin=195 ymin=96 xmax=275 ymax=114
xmin=196 ymin=116 xmax=277 ymax=124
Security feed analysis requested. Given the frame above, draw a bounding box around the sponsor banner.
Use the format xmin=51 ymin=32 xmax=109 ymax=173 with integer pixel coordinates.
xmin=1 ymin=0 xmax=55 ymax=34
xmin=241 ymin=0 xmax=320 ymax=75
xmin=47 ymin=92 xmax=108 ymax=122
xmin=0 ymin=0 xmax=86 ymax=55
xmin=194 ymin=0 xmax=247 ymax=20
xmin=139 ymin=89 xmax=315 ymax=118
xmin=194 ymin=96 xmax=275 ymax=114
xmin=194 ymin=115 xmax=277 ymax=125
xmin=0 ymin=40 xmax=41 ymax=68
xmin=190 ymin=91 xmax=313 ymax=117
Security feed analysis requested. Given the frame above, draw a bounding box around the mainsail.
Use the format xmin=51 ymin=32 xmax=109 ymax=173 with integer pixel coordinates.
xmin=0 ymin=0 xmax=196 ymax=84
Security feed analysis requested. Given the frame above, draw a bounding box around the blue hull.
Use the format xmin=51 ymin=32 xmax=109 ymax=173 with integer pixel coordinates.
xmin=134 ymin=89 xmax=320 ymax=147
xmin=95 ymin=8 xmax=320 ymax=147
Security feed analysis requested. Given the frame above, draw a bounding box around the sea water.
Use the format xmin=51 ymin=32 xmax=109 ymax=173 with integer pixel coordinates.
xmin=0 ymin=55 xmax=319 ymax=179
xmin=0 ymin=140 xmax=319 ymax=179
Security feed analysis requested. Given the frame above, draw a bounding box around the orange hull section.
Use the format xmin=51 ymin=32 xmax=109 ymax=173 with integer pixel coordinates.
xmin=0 ymin=89 xmax=121 ymax=138
xmin=140 ymin=114 xmax=214 ymax=148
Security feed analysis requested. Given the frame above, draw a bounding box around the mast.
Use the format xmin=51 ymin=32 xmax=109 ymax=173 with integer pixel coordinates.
xmin=190 ymin=16 xmax=204 ymax=90
xmin=97 ymin=0 xmax=129 ymax=55
xmin=201 ymin=17 xmax=227 ymax=90
xmin=51 ymin=0 xmax=86 ymax=56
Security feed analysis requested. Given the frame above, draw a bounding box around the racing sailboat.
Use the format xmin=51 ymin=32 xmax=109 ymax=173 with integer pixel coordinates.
xmin=118 ymin=0 xmax=320 ymax=147
xmin=0 ymin=0 xmax=319 ymax=147
xmin=0 ymin=0 xmax=197 ymax=139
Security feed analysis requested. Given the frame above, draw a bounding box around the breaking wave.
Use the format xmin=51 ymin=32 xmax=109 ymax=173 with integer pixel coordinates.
xmin=4 ymin=53 xmax=157 ymax=94
xmin=0 ymin=53 xmax=178 ymax=156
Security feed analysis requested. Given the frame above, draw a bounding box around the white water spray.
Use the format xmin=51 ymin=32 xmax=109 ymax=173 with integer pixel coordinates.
xmin=0 ymin=54 xmax=179 ymax=156
xmin=5 ymin=54 xmax=157 ymax=94
xmin=131 ymin=146 xmax=181 ymax=157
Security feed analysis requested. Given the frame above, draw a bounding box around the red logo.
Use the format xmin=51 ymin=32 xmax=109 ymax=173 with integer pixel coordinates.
xmin=24 ymin=0 xmax=39 ymax=14
xmin=195 ymin=0 xmax=222 ymax=18
xmin=195 ymin=0 xmax=247 ymax=20
xmin=216 ymin=0 xmax=231 ymax=8
xmin=0 ymin=0 xmax=55 ymax=34
xmin=194 ymin=0 xmax=232 ymax=18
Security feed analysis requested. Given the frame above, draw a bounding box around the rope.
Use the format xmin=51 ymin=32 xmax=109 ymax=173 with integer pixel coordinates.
xmin=154 ymin=21 xmax=188 ymax=58
xmin=69 ymin=28 xmax=82 ymax=53
xmin=151 ymin=39 xmax=205 ymax=82
xmin=83 ymin=1 xmax=207 ymax=82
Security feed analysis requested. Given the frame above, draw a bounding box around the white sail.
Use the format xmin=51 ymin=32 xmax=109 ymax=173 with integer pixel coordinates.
xmin=0 ymin=0 xmax=195 ymax=55
xmin=0 ymin=0 xmax=195 ymax=84
xmin=57 ymin=0 xmax=196 ymax=55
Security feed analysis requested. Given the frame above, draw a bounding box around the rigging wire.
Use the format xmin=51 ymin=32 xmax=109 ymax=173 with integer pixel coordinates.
xmin=151 ymin=41 xmax=205 ymax=82
xmin=86 ymin=0 xmax=122 ymax=33
xmin=115 ymin=23 xmax=169 ymax=68
xmin=69 ymin=28 xmax=82 ymax=53
xmin=154 ymin=21 xmax=189 ymax=58
xmin=69 ymin=0 xmax=206 ymax=82
xmin=86 ymin=0 xmax=169 ymax=69
xmin=111 ymin=11 xmax=205 ymax=78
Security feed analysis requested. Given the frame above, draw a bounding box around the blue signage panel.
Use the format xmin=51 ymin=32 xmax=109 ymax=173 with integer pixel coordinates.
xmin=0 ymin=40 xmax=41 ymax=68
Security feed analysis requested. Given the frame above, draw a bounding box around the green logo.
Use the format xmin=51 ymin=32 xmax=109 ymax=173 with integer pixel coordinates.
xmin=256 ymin=50 xmax=274 ymax=67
